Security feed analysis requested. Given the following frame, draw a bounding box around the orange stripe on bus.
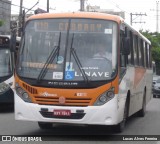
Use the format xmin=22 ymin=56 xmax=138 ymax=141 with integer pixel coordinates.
xmin=134 ymin=68 xmax=146 ymax=88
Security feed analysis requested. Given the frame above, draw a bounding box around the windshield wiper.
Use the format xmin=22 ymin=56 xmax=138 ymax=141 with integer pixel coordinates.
xmin=36 ymin=32 xmax=61 ymax=83
xmin=69 ymin=33 xmax=89 ymax=83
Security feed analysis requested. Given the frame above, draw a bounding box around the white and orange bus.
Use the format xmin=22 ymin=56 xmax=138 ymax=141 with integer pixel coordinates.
xmin=14 ymin=12 xmax=152 ymax=132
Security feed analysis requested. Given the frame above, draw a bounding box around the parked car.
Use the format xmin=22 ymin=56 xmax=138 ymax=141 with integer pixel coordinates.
xmin=153 ymin=78 xmax=160 ymax=98
xmin=152 ymin=75 xmax=160 ymax=90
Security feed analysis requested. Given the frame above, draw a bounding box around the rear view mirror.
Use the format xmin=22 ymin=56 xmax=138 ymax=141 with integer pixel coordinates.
xmin=122 ymin=37 xmax=131 ymax=55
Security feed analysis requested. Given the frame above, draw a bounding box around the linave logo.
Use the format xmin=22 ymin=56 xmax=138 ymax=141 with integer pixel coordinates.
xmin=40 ymin=92 xmax=57 ymax=97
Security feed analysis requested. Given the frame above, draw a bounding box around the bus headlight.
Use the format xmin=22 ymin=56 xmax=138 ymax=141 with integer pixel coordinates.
xmin=0 ymin=82 xmax=10 ymax=94
xmin=94 ymin=88 xmax=115 ymax=106
xmin=16 ymin=86 xmax=32 ymax=103
xmin=22 ymin=92 xmax=31 ymax=102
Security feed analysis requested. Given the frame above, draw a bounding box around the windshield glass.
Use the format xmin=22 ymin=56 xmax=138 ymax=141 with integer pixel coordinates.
xmin=0 ymin=49 xmax=12 ymax=77
xmin=17 ymin=18 xmax=117 ymax=81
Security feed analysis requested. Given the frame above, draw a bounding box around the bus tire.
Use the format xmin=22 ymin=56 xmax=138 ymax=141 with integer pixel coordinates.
xmin=137 ymin=90 xmax=146 ymax=117
xmin=38 ymin=122 xmax=53 ymax=129
xmin=115 ymin=97 xmax=129 ymax=133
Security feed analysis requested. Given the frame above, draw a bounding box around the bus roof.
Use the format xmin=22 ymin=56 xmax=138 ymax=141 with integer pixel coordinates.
xmin=27 ymin=12 xmax=124 ymax=23
xmin=123 ymin=22 xmax=151 ymax=44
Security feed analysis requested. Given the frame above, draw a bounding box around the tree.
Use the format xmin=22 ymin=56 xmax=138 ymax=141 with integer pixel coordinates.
xmin=140 ymin=30 xmax=160 ymax=75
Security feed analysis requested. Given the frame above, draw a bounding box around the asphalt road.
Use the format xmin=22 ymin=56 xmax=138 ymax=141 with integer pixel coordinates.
xmin=0 ymin=97 xmax=160 ymax=143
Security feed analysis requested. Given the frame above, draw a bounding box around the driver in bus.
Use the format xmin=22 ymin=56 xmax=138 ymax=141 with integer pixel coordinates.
xmin=93 ymin=42 xmax=112 ymax=61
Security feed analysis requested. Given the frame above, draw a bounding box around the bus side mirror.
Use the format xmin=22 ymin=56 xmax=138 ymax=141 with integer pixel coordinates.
xmin=122 ymin=37 xmax=131 ymax=55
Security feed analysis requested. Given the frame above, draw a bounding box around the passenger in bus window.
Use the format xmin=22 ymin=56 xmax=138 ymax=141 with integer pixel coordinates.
xmin=93 ymin=44 xmax=112 ymax=61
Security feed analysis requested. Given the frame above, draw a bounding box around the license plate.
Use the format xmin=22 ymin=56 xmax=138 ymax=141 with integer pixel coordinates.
xmin=53 ymin=109 xmax=71 ymax=116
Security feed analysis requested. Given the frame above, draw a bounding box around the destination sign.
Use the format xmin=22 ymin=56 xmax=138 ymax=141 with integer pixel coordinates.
xmin=33 ymin=19 xmax=114 ymax=33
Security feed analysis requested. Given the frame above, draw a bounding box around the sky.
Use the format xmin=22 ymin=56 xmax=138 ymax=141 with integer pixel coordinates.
xmin=11 ymin=0 xmax=158 ymax=32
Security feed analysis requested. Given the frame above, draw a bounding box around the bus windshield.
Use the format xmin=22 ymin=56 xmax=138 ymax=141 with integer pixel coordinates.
xmin=17 ymin=18 xmax=117 ymax=82
xmin=0 ymin=49 xmax=12 ymax=77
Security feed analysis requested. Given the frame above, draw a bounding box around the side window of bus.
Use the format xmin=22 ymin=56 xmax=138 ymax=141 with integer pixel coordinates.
xmin=133 ymin=35 xmax=139 ymax=66
xmin=143 ymin=41 xmax=146 ymax=67
xmin=148 ymin=44 xmax=152 ymax=68
xmin=138 ymin=38 xmax=144 ymax=67
xmin=128 ymin=31 xmax=134 ymax=65
xmin=140 ymin=39 xmax=145 ymax=67
xmin=120 ymin=29 xmax=129 ymax=79
xmin=149 ymin=45 xmax=152 ymax=68
xmin=145 ymin=42 xmax=149 ymax=68
xmin=120 ymin=30 xmax=126 ymax=67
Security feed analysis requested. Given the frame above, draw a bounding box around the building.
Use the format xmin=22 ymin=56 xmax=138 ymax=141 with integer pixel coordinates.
xmin=0 ymin=0 xmax=11 ymax=35
xmin=86 ymin=5 xmax=125 ymax=19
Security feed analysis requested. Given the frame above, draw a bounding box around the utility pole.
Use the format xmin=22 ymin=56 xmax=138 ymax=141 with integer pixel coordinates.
xmin=130 ymin=13 xmax=147 ymax=26
xmin=18 ymin=0 xmax=23 ymax=36
xmin=156 ymin=1 xmax=159 ymax=33
xmin=80 ymin=0 xmax=85 ymax=11
xmin=47 ymin=0 xmax=49 ymax=12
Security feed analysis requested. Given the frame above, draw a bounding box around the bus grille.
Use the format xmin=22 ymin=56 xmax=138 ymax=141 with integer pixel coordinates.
xmin=34 ymin=96 xmax=91 ymax=106
xmin=22 ymin=83 xmax=38 ymax=94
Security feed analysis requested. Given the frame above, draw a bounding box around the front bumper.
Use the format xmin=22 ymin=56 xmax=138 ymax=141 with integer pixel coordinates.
xmin=15 ymin=93 xmax=120 ymax=125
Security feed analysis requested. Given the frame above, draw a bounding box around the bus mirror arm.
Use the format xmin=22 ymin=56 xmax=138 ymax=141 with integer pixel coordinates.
xmin=122 ymin=37 xmax=131 ymax=55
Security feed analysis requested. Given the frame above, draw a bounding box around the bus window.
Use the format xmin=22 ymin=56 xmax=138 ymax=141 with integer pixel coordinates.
xmin=129 ymin=31 xmax=134 ymax=65
xmin=0 ymin=49 xmax=12 ymax=77
xmin=18 ymin=18 xmax=117 ymax=81
xmin=138 ymin=38 xmax=142 ymax=66
xmin=0 ymin=35 xmax=15 ymax=105
xmin=145 ymin=42 xmax=149 ymax=68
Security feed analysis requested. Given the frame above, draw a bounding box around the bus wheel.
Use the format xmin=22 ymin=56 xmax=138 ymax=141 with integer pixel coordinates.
xmin=38 ymin=122 xmax=53 ymax=129
xmin=115 ymin=99 xmax=128 ymax=133
xmin=137 ymin=90 xmax=146 ymax=117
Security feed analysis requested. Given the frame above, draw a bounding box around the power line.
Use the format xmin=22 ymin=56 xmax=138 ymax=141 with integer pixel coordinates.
xmin=106 ymin=0 xmax=131 ymax=15
xmin=0 ymin=0 xmax=34 ymax=11
xmin=130 ymin=13 xmax=147 ymax=25
xmin=25 ymin=0 xmax=39 ymax=14
xmin=36 ymin=4 xmax=55 ymax=11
